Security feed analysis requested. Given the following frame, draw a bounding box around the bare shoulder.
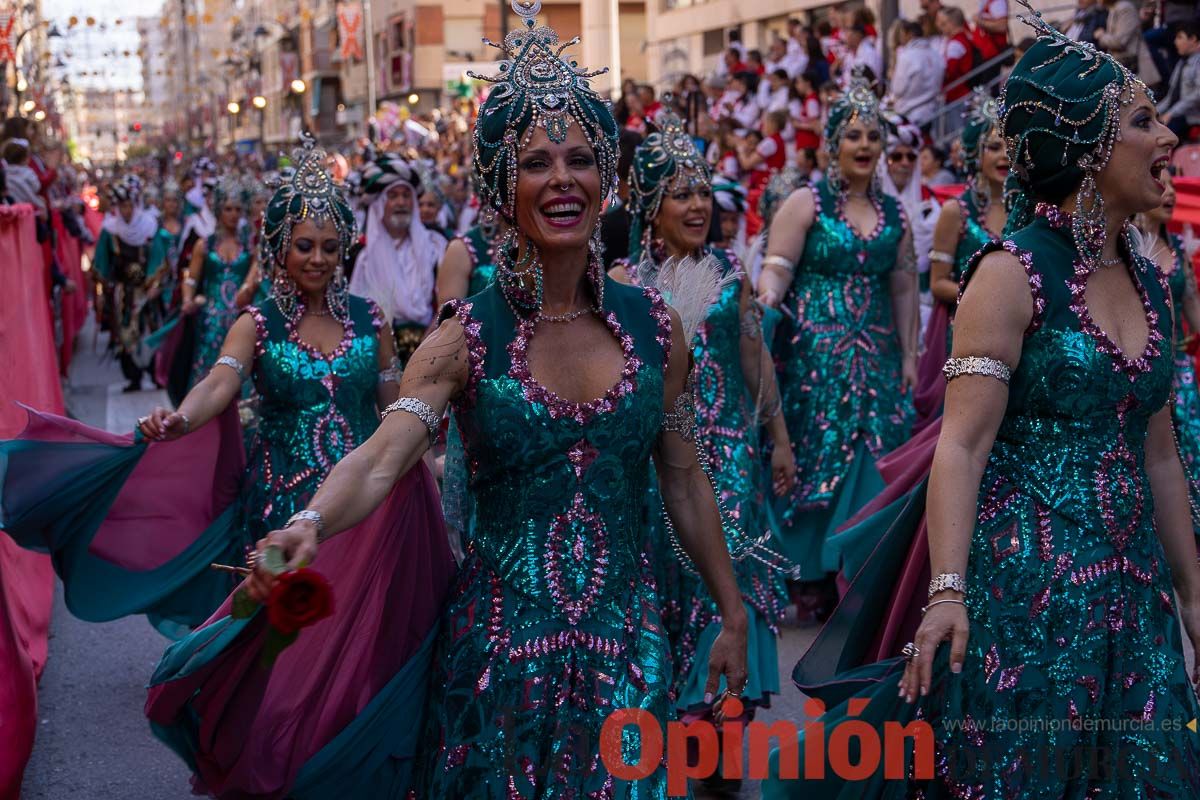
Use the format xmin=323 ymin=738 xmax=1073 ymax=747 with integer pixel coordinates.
xmin=779 ymin=185 xmax=816 ymax=220
xmin=955 ymin=249 xmax=1034 ymax=358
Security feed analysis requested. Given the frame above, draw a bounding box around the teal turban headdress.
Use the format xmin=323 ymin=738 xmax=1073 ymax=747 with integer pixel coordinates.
xmin=212 ymin=176 xmax=244 ymax=209
xmin=627 ymin=109 xmax=712 ymax=263
xmin=259 ymin=133 xmax=358 ymax=322
xmin=962 ymin=87 xmax=1002 ymax=211
xmin=823 ymin=71 xmax=887 ymax=192
xmin=467 ymin=0 xmax=620 ymax=315
xmin=469 ymin=0 xmax=618 ymax=224
xmin=999 ymin=0 xmax=1151 ymax=259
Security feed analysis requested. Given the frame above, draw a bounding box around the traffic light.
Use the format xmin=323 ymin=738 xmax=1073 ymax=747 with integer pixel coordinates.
xmin=130 ymin=121 xmax=142 ymax=133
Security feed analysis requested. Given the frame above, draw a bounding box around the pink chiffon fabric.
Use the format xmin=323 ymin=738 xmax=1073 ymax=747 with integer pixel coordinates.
xmin=16 ymin=404 xmax=245 ymax=573
xmin=911 ymin=302 xmax=950 ymax=436
xmin=145 ymin=462 xmax=455 ymax=799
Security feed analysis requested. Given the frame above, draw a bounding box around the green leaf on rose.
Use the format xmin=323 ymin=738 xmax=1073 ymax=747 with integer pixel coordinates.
xmin=260 ymin=625 xmax=299 ymax=668
xmin=261 ymin=545 xmax=288 ymax=575
xmin=231 ymin=588 xmax=258 ymax=619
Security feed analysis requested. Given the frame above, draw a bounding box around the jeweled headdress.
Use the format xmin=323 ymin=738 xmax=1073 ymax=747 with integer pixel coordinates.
xmin=824 ymin=71 xmax=886 ymax=155
xmin=212 ymin=176 xmax=244 ymax=209
xmin=469 ymin=0 xmax=619 ymax=223
xmin=259 ymin=133 xmax=357 ymax=322
xmin=962 ymin=88 xmax=1002 ymax=212
xmin=999 ymin=0 xmax=1151 ymax=259
xmin=468 ymin=0 xmax=619 ymax=317
xmin=628 ymin=108 xmax=712 ymax=262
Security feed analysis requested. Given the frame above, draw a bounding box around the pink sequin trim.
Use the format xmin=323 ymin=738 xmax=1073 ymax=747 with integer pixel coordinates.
xmin=443 ymin=299 xmax=486 ymax=408
xmin=1067 ymin=255 xmax=1164 ymax=381
xmin=286 ymin=300 xmax=354 ymax=361
xmin=508 ymin=310 xmax=641 ymax=425
xmin=245 ymin=305 xmax=268 ymax=359
xmin=643 ymin=286 xmax=673 ymax=364
xmin=365 ymin=298 xmax=386 ymax=332
xmin=959 ymin=241 xmax=1045 ymax=335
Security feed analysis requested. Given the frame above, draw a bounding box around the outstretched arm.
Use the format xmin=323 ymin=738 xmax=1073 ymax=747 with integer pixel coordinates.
xmin=653 ymin=306 xmax=748 ymax=700
xmin=138 ymin=312 xmax=257 ymax=441
xmin=756 ymin=187 xmax=814 ymax=308
xmin=246 ymin=315 xmax=469 ymax=598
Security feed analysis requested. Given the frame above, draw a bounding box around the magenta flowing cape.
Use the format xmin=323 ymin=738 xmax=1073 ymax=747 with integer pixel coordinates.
xmin=912 ymin=302 xmax=950 ymax=435
xmin=145 ymin=462 xmax=455 ymax=799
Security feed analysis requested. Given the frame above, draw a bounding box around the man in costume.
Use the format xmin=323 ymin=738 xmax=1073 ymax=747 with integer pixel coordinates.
xmin=348 ymin=152 xmax=448 ymax=365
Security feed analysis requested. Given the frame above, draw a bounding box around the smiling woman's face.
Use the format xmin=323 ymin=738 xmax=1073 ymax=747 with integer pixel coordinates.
xmin=513 ymin=123 xmax=603 ymax=254
xmin=285 ymin=218 xmax=341 ymax=297
xmin=654 ymin=169 xmax=713 ymax=256
xmin=1096 ymin=88 xmax=1178 ymax=216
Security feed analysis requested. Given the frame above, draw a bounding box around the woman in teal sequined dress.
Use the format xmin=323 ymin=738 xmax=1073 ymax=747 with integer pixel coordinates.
xmin=235 ymin=11 xmax=750 ymax=796
xmin=764 ymin=16 xmax=1200 ymax=798
xmin=147 ymin=182 xmax=184 ymax=315
xmin=1136 ymin=170 xmax=1200 ymax=530
xmin=613 ymin=112 xmax=796 ymax=743
xmin=182 ymin=180 xmax=258 ymax=390
xmin=756 ymin=78 xmax=919 ymax=612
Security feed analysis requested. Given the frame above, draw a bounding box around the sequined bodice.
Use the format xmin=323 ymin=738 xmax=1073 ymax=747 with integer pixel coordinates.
xmin=969 ymin=213 xmax=1173 ymax=532
xmin=245 ymin=297 xmax=382 ymax=528
xmin=448 ymin=280 xmax=671 ymax=622
xmin=202 ymin=234 xmax=253 ymax=307
xmin=1167 ymin=233 xmax=1188 ymax=343
xmin=953 ymin=195 xmax=995 ymax=281
xmin=461 ymin=225 xmax=497 ymax=297
xmin=797 ymin=179 xmax=906 ymax=279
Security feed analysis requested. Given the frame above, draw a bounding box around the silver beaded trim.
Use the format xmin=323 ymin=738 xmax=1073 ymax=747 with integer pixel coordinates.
xmin=928 ymin=572 xmax=966 ymax=597
xmin=943 ymin=356 xmax=1011 ymax=385
xmin=381 ymin=396 xmax=440 ymax=446
xmin=213 ymin=355 xmax=246 ymax=380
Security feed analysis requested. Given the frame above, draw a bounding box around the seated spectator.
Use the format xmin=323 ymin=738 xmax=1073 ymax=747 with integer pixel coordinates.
xmin=920 ymin=144 xmax=958 ymax=186
xmin=709 ymin=119 xmax=743 ymax=182
xmin=888 ymin=19 xmax=945 ymax=128
xmin=781 ymin=23 xmax=811 ymax=77
xmin=919 ymin=0 xmax=945 ymax=40
xmin=1159 ymin=21 xmax=1200 ymax=142
xmin=1095 ymin=0 xmax=1161 ymax=85
xmin=790 ymin=71 xmax=824 ymax=151
xmin=715 ymin=71 xmax=762 ymax=132
xmin=3 ymin=139 xmax=46 ymax=218
xmin=764 ymin=68 xmax=792 ymax=112
xmin=840 ymin=25 xmax=883 ymax=86
xmin=747 ymin=49 xmax=767 ymax=76
xmin=638 ymin=84 xmax=662 ymax=121
xmin=1064 ymin=0 xmax=1108 ymax=45
xmin=937 ymin=6 xmax=975 ymax=101
xmin=721 ymin=47 xmax=748 ymax=78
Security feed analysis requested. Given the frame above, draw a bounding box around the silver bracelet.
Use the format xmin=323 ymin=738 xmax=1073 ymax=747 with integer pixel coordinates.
xmin=761 ymin=254 xmax=795 ymax=273
xmin=286 ymin=509 xmax=325 ymax=541
xmin=213 ymin=355 xmax=246 ymax=380
xmin=921 ymin=598 xmax=967 ymax=615
xmin=178 ymin=413 xmax=190 ymax=434
xmin=943 ymin=356 xmax=1011 ymax=386
xmin=928 ymin=249 xmax=955 ymax=264
xmin=377 ymin=362 xmax=402 ymax=386
xmin=928 ymin=572 xmax=966 ymax=597
xmin=381 ymin=396 xmax=440 ymax=446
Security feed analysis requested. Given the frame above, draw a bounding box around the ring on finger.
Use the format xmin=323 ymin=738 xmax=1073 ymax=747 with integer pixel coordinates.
xmin=901 ymin=641 xmax=920 ymax=662
xmin=138 ymin=416 xmax=149 ymax=426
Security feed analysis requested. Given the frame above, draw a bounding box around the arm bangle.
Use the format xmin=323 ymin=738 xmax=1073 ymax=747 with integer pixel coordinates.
xmin=921 ymin=598 xmax=967 ymax=615
xmin=943 ymin=356 xmax=1011 ymax=385
xmin=213 ymin=355 xmax=246 ymax=380
xmin=761 ymin=255 xmax=795 ymax=273
xmin=928 ymin=571 xmax=966 ymax=597
xmin=928 ymin=250 xmax=955 ymax=264
xmin=381 ymin=396 xmax=440 ymax=446
xmin=184 ymin=277 xmax=198 ymax=288
xmin=286 ymin=509 xmax=325 ymax=541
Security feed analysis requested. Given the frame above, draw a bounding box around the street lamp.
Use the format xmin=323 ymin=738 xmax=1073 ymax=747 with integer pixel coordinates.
xmin=290 ymin=79 xmax=306 ymax=94
xmin=16 ymin=77 xmax=27 ymax=92
xmin=20 ymin=99 xmax=34 ymax=113
xmin=407 ymin=93 xmax=419 ymax=105
xmin=227 ymin=101 xmax=240 ymax=114
xmin=252 ymin=95 xmax=267 ymax=109
xmin=32 ymin=109 xmax=44 ymax=121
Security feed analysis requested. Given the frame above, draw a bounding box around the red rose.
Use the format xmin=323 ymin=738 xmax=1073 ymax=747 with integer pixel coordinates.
xmin=266 ymin=568 xmax=334 ymax=634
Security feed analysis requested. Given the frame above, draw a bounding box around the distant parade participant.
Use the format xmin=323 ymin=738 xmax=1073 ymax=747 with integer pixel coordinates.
xmin=92 ymin=176 xmax=163 ymax=392
xmin=348 ymin=153 xmax=447 ymax=365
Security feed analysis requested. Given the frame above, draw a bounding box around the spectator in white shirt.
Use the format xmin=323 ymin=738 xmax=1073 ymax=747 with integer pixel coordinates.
xmin=840 ymin=25 xmax=883 ymax=86
xmin=763 ymin=69 xmax=792 ymax=113
xmin=784 ymin=20 xmax=812 ymax=77
xmin=714 ymin=29 xmax=747 ymax=77
xmin=715 ymin=72 xmax=762 ymax=133
xmin=887 ymin=20 xmax=945 ymax=129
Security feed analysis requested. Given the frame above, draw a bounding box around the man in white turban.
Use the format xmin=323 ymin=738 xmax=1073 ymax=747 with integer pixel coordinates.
xmin=348 ymin=152 xmax=448 ymax=365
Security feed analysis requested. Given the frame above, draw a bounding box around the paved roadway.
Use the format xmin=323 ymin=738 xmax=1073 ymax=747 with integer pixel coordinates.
xmin=18 ymin=318 xmax=818 ymax=799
